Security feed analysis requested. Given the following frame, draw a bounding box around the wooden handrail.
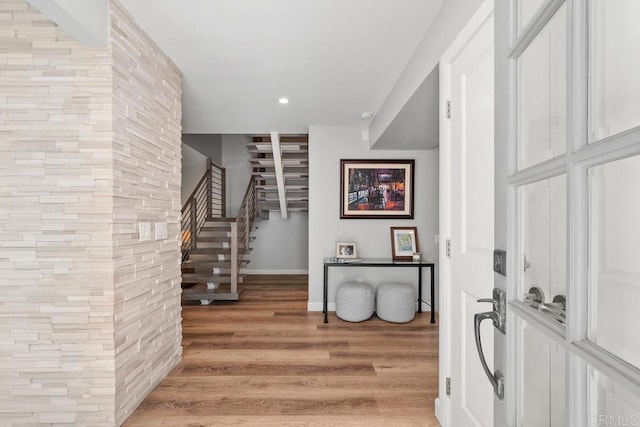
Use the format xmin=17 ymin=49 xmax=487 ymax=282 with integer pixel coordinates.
xmin=210 ymin=158 xmax=224 ymax=171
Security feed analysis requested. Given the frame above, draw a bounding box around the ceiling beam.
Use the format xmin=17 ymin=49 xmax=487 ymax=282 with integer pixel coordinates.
xmin=270 ymin=131 xmax=288 ymax=219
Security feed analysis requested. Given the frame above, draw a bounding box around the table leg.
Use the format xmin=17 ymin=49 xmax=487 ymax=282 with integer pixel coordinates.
xmin=418 ymin=267 xmax=423 ymax=313
xmin=323 ymin=264 xmax=329 ymax=323
xmin=430 ymin=265 xmax=435 ymax=324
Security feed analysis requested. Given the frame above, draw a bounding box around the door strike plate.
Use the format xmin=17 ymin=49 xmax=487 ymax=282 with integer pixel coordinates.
xmin=493 ymin=249 xmax=507 ymax=276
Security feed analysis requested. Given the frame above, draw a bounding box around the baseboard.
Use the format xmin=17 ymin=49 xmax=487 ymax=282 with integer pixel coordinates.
xmin=307 ymin=302 xmax=335 ymax=312
xmin=241 ymin=269 xmax=309 ymax=275
xmin=435 ymin=397 xmax=445 ymax=427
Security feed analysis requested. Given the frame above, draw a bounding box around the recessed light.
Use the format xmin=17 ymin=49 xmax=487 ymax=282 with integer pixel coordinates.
xmin=278 ymin=97 xmax=289 ymax=104
xmin=361 ymin=112 xmax=374 ymax=120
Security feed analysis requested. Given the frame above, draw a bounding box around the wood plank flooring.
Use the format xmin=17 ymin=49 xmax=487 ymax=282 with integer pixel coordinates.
xmin=124 ymin=275 xmax=440 ymax=427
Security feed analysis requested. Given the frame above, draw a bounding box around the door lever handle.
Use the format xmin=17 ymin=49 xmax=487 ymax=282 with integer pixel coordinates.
xmin=472 ymin=288 xmax=506 ymax=401
xmin=475 ymin=289 xmax=506 ymax=334
xmin=474 ymin=311 xmax=505 ymax=400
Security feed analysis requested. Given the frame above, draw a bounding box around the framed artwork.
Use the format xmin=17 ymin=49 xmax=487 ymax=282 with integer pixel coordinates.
xmin=390 ymin=226 xmax=419 ymax=261
xmin=340 ymin=159 xmax=415 ymax=219
xmin=336 ymin=242 xmax=358 ymax=259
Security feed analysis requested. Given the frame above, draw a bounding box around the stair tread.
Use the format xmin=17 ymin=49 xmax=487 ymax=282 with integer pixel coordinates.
xmin=255 ymin=185 xmax=308 ymax=190
xmin=183 ymin=261 xmax=250 ymax=268
xmin=182 ymin=277 xmax=239 ymax=286
xmin=188 ymin=248 xmax=231 ymax=253
xmin=259 ymin=197 xmax=308 ymax=202
xmin=187 ymin=248 xmax=253 ymax=255
xmin=252 ymin=172 xmax=308 ymax=178
xmin=182 ymin=274 xmax=232 ymax=280
xmin=182 ymin=270 xmax=233 ymax=276
xmin=250 ymin=158 xmax=308 ymax=165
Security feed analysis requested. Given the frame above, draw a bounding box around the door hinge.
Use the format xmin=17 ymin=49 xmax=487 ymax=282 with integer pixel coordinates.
xmin=446 ymin=239 xmax=451 ymax=257
xmin=446 ymin=377 xmax=451 ymax=396
xmin=446 ymin=100 xmax=451 ymax=119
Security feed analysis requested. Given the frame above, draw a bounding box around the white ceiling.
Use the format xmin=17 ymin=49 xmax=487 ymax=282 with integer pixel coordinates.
xmin=118 ymin=0 xmax=444 ymax=135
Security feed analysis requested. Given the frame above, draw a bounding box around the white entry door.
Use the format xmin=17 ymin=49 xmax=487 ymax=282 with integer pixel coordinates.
xmin=437 ymin=2 xmax=495 ymax=426
xmin=493 ymin=0 xmax=640 ymax=426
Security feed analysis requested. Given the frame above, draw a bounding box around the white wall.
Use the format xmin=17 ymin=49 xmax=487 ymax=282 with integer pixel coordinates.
xmin=221 ymin=134 xmax=252 ymax=216
xmin=222 ymin=135 xmax=309 ymax=273
xmin=246 ymin=211 xmax=309 ymax=273
xmin=308 ymin=126 xmax=439 ymax=312
xmin=183 ymin=133 xmax=222 ymax=164
xmin=181 ymin=143 xmax=208 ymax=206
xmin=369 ymin=0 xmax=483 ymax=147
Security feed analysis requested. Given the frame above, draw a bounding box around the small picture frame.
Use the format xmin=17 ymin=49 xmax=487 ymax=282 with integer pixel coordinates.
xmin=390 ymin=227 xmax=419 ymax=261
xmin=336 ymin=242 xmax=358 ymax=259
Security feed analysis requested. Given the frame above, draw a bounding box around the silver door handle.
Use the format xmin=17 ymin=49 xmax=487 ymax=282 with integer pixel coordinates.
xmin=474 ymin=310 xmax=505 ymax=400
xmin=473 ymin=289 xmax=506 ymax=401
xmin=541 ymin=295 xmax=566 ymax=324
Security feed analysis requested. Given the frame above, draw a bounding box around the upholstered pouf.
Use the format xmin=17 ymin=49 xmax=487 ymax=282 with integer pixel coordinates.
xmin=376 ymin=283 xmax=416 ymax=323
xmin=336 ymin=281 xmax=375 ymax=322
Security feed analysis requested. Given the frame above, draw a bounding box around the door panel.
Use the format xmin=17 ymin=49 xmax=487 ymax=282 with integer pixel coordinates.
xmin=463 ymin=48 xmax=495 ymax=255
xmin=588 ymin=367 xmax=640 ymax=424
xmin=518 ymin=175 xmax=566 ymax=314
xmin=588 ymin=154 xmax=640 ymax=369
xmin=516 ymin=4 xmax=566 ymax=170
xmin=516 ymin=318 xmax=566 ymax=426
xmin=516 ymin=0 xmax=546 ymax=34
xmin=589 ymin=0 xmax=640 ymax=141
xmin=448 ymin=10 xmax=495 ymax=427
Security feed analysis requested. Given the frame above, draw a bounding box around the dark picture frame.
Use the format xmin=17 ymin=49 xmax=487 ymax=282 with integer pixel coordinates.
xmin=390 ymin=226 xmax=419 ymax=261
xmin=340 ymin=159 xmax=415 ymax=219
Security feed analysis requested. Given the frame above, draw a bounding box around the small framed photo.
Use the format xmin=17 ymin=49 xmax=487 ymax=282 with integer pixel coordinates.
xmin=336 ymin=242 xmax=358 ymax=259
xmin=390 ymin=227 xmax=419 ymax=261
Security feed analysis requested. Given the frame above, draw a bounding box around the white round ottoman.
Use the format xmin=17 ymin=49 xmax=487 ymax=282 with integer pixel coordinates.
xmin=376 ymin=283 xmax=416 ymax=323
xmin=336 ymin=281 xmax=375 ymax=322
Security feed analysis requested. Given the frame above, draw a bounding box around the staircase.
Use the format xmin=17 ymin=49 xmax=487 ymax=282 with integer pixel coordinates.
xmin=249 ymin=133 xmax=308 ymax=217
xmin=182 ymin=218 xmax=241 ymax=302
xmin=181 ymin=160 xmax=258 ymax=304
xmin=180 ymin=134 xmax=308 ymax=305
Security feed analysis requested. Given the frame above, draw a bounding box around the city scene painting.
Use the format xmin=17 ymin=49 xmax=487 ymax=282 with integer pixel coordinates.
xmin=340 ymin=159 xmax=414 ymax=219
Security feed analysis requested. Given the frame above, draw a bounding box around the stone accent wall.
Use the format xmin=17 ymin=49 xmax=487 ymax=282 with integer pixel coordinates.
xmin=110 ymin=1 xmax=182 ymax=424
xmin=0 ymin=1 xmax=182 ymax=425
xmin=0 ymin=2 xmax=116 ymax=425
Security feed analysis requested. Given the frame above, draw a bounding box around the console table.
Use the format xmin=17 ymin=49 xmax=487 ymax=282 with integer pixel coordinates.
xmin=323 ymin=258 xmax=435 ymax=324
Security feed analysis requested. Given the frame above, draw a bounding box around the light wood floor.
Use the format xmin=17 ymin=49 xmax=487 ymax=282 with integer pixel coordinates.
xmin=124 ymin=275 xmax=440 ymax=427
